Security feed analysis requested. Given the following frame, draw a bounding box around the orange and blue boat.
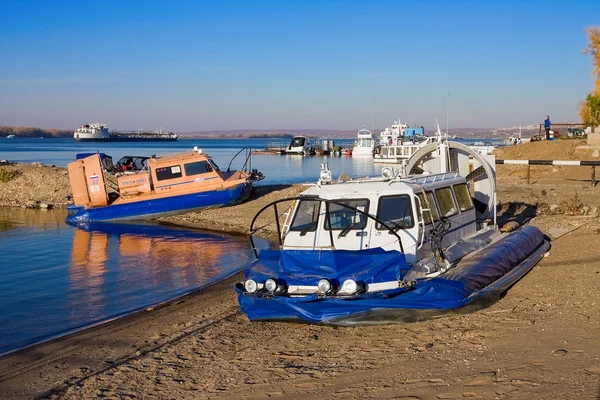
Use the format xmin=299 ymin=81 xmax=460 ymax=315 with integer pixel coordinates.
xmin=66 ymin=147 xmax=263 ymax=223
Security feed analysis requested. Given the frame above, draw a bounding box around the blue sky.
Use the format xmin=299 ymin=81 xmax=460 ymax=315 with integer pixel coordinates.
xmin=0 ymin=0 xmax=598 ymax=131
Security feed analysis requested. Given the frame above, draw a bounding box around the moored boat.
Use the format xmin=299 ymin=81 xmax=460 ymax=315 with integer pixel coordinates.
xmin=66 ymin=147 xmax=263 ymax=223
xmin=285 ymin=136 xmax=315 ymax=155
xmin=74 ymin=122 xmax=178 ymax=142
xmin=235 ymin=141 xmax=549 ymax=325
xmin=351 ymin=128 xmax=377 ymax=156
xmin=374 ymin=121 xmax=432 ymax=164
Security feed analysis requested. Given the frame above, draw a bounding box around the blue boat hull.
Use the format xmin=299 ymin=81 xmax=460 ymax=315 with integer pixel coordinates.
xmin=67 ymin=182 xmax=249 ymax=223
xmin=236 ymin=225 xmax=550 ymax=325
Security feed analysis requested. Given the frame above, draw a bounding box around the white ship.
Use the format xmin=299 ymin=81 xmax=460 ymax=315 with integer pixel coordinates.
xmin=351 ymin=128 xmax=377 ymax=156
xmin=74 ymin=122 xmax=110 ymax=141
xmin=374 ymin=120 xmax=432 ymax=164
xmin=74 ymin=122 xmax=178 ymax=142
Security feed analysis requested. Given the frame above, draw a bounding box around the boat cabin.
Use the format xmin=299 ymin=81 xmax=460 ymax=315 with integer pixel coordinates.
xmin=68 ymin=149 xmax=245 ymax=208
xmin=281 ymin=170 xmax=478 ymax=264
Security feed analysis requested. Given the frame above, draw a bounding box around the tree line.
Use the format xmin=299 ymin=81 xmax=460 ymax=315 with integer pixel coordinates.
xmin=579 ymin=27 xmax=600 ymax=131
xmin=0 ymin=125 xmax=72 ymax=138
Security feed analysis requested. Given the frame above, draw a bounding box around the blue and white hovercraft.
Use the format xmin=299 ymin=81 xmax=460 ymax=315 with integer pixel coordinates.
xmin=235 ymin=141 xmax=550 ymax=325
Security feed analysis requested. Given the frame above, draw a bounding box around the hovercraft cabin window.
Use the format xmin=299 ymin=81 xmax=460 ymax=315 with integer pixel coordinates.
xmin=376 ymin=195 xmax=414 ymax=230
xmin=289 ymin=200 xmax=321 ymax=233
xmin=435 ymin=187 xmax=458 ymax=217
xmin=184 ymin=161 xmax=213 ymax=176
xmin=416 ymin=192 xmax=440 ymax=225
xmin=155 ymin=165 xmax=183 ymax=181
xmin=324 ymin=199 xmax=369 ymax=231
xmin=453 ymin=183 xmax=474 ymax=212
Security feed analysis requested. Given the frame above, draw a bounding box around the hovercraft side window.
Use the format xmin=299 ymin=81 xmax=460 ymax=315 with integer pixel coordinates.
xmin=376 ymin=195 xmax=414 ymax=230
xmin=289 ymin=200 xmax=321 ymax=233
xmin=184 ymin=161 xmax=213 ymax=176
xmin=435 ymin=187 xmax=458 ymax=217
xmin=155 ymin=165 xmax=183 ymax=181
xmin=453 ymin=183 xmax=474 ymax=212
xmin=324 ymin=199 xmax=369 ymax=231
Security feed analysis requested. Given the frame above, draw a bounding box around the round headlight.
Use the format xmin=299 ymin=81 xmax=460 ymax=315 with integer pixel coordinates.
xmin=317 ymin=279 xmax=332 ymax=293
xmin=342 ymin=279 xmax=358 ymax=294
xmin=381 ymin=166 xmax=394 ymax=179
xmin=244 ymin=279 xmax=258 ymax=293
xmin=265 ymin=278 xmax=278 ymax=292
xmin=319 ymin=169 xmax=332 ymax=183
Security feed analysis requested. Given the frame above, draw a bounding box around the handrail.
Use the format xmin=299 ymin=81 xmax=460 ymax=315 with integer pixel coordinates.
xmin=226 ymin=147 xmax=251 ymax=172
xmin=248 ymin=196 xmax=405 ymax=258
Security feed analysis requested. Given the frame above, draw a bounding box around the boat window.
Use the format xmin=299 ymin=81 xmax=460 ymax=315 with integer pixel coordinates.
xmin=376 ymin=195 xmax=414 ymax=230
xmin=155 ymin=165 xmax=183 ymax=181
xmin=184 ymin=161 xmax=213 ymax=176
xmin=324 ymin=199 xmax=369 ymax=231
xmin=453 ymin=183 xmax=474 ymax=212
xmin=416 ymin=192 xmax=440 ymax=225
xmin=435 ymin=187 xmax=458 ymax=217
xmin=289 ymin=200 xmax=321 ymax=233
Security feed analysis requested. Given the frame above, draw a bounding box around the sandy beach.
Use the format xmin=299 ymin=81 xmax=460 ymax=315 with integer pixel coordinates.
xmin=1 ymin=140 xmax=600 ymax=399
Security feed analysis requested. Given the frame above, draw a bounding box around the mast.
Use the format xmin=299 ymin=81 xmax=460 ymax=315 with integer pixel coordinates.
xmin=372 ymin=93 xmax=376 ymax=134
xmin=446 ymin=92 xmax=450 ymax=136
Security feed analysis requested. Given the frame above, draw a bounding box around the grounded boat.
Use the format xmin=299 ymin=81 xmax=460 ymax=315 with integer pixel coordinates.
xmin=285 ymin=136 xmax=315 ymax=155
xmin=66 ymin=147 xmax=263 ymax=223
xmin=374 ymin=121 xmax=432 ymax=164
xmin=351 ymin=128 xmax=377 ymax=156
xmin=74 ymin=122 xmax=178 ymax=142
xmin=235 ymin=141 xmax=549 ymax=325
xmin=468 ymin=141 xmax=496 ymax=156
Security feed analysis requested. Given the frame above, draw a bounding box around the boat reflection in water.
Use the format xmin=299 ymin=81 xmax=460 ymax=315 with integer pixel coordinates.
xmin=68 ymin=221 xmax=254 ymax=324
xmin=0 ymin=219 xmax=254 ymax=355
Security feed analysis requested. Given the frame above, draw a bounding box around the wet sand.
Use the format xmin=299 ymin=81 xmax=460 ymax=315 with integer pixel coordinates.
xmin=2 ymin=141 xmax=600 ymax=399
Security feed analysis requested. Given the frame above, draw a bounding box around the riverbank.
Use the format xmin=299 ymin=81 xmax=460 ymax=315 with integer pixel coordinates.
xmin=2 ymin=140 xmax=600 ymax=398
xmin=0 ymin=162 xmax=71 ymax=208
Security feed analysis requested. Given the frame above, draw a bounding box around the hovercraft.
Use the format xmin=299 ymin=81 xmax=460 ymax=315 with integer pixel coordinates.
xmin=235 ymin=141 xmax=549 ymax=325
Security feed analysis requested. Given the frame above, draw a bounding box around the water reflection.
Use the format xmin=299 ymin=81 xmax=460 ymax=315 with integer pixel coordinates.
xmin=0 ymin=219 xmax=253 ymax=355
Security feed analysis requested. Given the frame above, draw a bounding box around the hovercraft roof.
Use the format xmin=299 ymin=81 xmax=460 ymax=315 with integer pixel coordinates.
xmin=302 ymin=172 xmax=466 ymax=198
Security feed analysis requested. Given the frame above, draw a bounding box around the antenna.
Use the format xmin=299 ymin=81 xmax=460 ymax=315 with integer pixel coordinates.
xmin=446 ymin=92 xmax=450 ymax=136
xmin=372 ymin=93 xmax=376 ymax=134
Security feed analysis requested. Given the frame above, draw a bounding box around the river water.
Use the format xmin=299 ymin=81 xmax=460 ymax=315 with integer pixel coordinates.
xmin=0 ymin=137 xmax=505 ymax=185
xmin=0 ymin=208 xmax=255 ymax=355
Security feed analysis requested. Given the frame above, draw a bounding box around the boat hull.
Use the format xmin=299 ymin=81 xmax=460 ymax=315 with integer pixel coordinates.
xmin=67 ymin=182 xmax=249 ymax=223
xmin=75 ymin=134 xmax=178 ymax=142
xmin=236 ymin=225 xmax=549 ymax=325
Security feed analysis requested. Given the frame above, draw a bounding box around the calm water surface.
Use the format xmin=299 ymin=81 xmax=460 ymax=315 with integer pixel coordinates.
xmin=0 ymin=208 xmax=255 ymax=355
xmin=0 ymin=137 xmax=505 ymax=184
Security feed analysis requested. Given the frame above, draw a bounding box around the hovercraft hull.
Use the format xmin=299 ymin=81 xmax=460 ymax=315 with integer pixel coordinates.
xmin=236 ymin=225 xmax=549 ymax=325
xmin=67 ymin=182 xmax=248 ymax=223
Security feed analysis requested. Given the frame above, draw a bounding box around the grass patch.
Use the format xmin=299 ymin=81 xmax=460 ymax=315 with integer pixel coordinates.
xmin=0 ymin=167 xmax=19 ymax=183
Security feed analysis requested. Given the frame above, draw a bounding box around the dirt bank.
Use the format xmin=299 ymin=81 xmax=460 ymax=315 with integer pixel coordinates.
xmin=161 ymin=184 xmax=305 ymax=237
xmin=0 ymin=163 xmax=71 ymax=208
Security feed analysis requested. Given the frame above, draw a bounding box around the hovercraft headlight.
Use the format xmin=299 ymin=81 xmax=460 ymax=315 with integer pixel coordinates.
xmin=341 ymin=279 xmax=360 ymax=294
xmin=244 ymin=279 xmax=258 ymax=293
xmin=319 ymin=169 xmax=332 ymax=184
xmin=381 ymin=166 xmax=394 ymax=180
xmin=265 ymin=278 xmax=278 ymax=292
xmin=317 ymin=279 xmax=332 ymax=294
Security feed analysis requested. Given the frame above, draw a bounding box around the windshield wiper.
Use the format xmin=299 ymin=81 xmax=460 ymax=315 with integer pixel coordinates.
xmin=300 ymin=222 xmax=316 ymax=236
xmin=338 ymin=221 xmax=361 ymax=238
